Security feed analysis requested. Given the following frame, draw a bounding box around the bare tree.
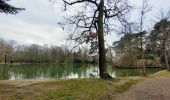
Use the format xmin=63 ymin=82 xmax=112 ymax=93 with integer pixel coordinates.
xmin=55 ymin=0 xmax=131 ymax=79
xmin=138 ymin=0 xmax=151 ymax=75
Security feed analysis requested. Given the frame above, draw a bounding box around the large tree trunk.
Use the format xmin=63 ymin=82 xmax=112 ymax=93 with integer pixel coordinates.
xmin=4 ymin=54 xmax=7 ymax=64
xmin=163 ymin=32 xmax=170 ymax=71
xmin=164 ymin=49 xmax=170 ymax=71
xmin=97 ymin=0 xmax=112 ymax=79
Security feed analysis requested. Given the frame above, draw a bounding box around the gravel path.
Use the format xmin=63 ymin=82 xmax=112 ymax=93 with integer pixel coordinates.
xmin=116 ymin=76 xmax=170 ymax=100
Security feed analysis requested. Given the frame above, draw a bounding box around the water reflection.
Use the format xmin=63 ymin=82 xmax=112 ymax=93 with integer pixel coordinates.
xmin=0 ymin=64 xmax=161 ymax=80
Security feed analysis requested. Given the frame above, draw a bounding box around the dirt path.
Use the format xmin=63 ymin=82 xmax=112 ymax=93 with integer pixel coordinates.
xmin=0 ymin=79 xmax=59 ymax=100
xmin=116 ymin=76 xmax=170 ymax=100
xmin=0 ymin=79 xmax=56 ymax=87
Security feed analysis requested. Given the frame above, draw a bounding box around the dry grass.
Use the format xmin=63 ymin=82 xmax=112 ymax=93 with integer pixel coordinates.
xmin=0 ymin=78 xmax=140 ymax=100
xmin=0 ymin=70 xmax=169 ymax=100
xmin=149 ymin=70 xmax=170 ymax=77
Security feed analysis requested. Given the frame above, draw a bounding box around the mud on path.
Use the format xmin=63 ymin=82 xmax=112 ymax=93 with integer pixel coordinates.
xmin=0 ymin=79 xmax=56 ymax=87
xmin=116 ymin=76 xmax=170 ymax=100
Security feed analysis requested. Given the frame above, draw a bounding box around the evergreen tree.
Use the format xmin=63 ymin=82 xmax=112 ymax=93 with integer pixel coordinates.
xmin=0 ymin=0 xmax=24 ymax=14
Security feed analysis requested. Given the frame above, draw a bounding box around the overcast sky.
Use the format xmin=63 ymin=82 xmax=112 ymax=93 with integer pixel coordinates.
xmin=0 ymin=0 xmax=170 ymax=46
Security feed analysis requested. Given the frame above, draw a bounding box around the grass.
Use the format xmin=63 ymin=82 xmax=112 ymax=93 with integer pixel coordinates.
xmin=0 ymin=78 xmax=139 ymax=100
xmin=0 ymin=70 xmax=169 ymax=100
xmin=37 ymin=78 xmax=141 ymax=100
xmin=149 ymin=70 xmax=170 ymax=77
xmin=38 ymin=79 xmax=116 ymax=100
xmin=114 ymin=79 xmax=139 ymax=94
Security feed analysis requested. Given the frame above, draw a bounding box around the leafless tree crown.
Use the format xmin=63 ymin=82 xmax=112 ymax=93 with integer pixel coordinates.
xmin=58 ymin=0 xmax=131 ymax=50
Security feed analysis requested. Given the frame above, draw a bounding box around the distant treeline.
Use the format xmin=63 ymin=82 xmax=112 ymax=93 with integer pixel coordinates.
xmin=0 ymin=38 xmax=94 ymax=64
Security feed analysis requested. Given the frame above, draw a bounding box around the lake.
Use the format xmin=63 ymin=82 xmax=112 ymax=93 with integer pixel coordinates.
xmin=0 ymin=64 xmax=162 ymax=80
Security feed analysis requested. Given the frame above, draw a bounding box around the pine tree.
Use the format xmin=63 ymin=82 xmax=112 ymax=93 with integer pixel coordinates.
xmin=0 ymin=0 xmax=24 ymax=14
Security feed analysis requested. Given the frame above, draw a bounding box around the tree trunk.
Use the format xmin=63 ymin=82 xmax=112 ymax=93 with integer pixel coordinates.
xmin=97 ymin=0 xmax=112 ymax=79
xmin=109 ymin=47 xmax=113 ymax=62
xmin=123 ymin=58 xmax=125 ymax=68
xmin=4 ymin=54 xmax=7 ymax=64
xmin=136 ymin=60 xmax=138 ymax=70
xmin=163 ymin=32 xmax=170 ymax=71
xmin=141 ymin=51 xmax=146 ymax=75
xmin=164 ymin=50 xmax=170 ymax=71
xmin=140 ymin=36 xmax=146 ymax=76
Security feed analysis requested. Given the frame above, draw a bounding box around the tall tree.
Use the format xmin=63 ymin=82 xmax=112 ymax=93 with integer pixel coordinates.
xmin=137 ymin=0 xmax=151 ymax=75
xmin=150 ymin=19 xmax=170 ymax=71
xmin=113 ymin=33 xmax=141 ymax=68
xmin=56 ymin=0 xmax=131 ymax=79
xmin=0 ymin=0 xmax=24 ymax=14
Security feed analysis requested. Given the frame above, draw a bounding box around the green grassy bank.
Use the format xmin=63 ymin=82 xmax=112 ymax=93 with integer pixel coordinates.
xmin=0 ymin=70 xmax=169 ymax=100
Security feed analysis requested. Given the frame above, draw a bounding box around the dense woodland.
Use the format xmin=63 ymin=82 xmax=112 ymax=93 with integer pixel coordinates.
xmin=113 ymin=19 xmax=170 ymax=70
xmin=0 ymin=39 xmax=93 ymax=64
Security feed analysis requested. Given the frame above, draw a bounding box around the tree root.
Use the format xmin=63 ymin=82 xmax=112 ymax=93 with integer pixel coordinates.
xmin=100 ymin=72 xmax=113 ymax=80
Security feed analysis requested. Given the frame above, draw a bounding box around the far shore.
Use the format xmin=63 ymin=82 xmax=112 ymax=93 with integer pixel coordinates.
xmin=0 ymin=63 xmax=164 ymax=69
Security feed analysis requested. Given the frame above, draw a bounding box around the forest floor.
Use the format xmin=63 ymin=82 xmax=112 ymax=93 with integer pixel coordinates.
xmin=0 ymin=70 xmax=169 ymax=100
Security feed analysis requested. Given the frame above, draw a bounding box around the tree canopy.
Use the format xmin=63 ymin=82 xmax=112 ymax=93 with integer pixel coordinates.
xmin=58 ymin=0 xmax=131 ymax=79
xmin=0 ymin=0 xmax=24 ymax=14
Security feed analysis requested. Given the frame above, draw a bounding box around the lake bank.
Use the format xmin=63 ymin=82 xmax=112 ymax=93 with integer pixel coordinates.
xmin=0 ymin=70 xmax=169 ymax=100
xmin=0 ymin=64 xmax=162 ymax=80
xmin=0 ymin=77 xmax=140 ymax=100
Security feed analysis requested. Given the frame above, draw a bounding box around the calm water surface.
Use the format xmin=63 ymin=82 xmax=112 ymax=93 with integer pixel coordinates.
xmin=0 ymin=64 xmax=161 ymax=80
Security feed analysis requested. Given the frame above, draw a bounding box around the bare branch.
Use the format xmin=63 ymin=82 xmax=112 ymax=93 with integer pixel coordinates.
xmin=63 ymin=0 xmax=98 ymax=10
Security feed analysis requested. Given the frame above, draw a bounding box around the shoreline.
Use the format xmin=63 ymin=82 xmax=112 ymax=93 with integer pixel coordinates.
xmin=0 ymin=70 xmax=169 ymax=100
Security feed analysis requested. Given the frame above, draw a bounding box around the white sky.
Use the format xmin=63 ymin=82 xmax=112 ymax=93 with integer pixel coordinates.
xmin=0 ymin=0 xmax=170 ymax=46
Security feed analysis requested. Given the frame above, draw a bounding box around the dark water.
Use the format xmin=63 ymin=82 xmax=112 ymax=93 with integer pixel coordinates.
xmin=0 ymin=64 xmax=162 ymax=80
